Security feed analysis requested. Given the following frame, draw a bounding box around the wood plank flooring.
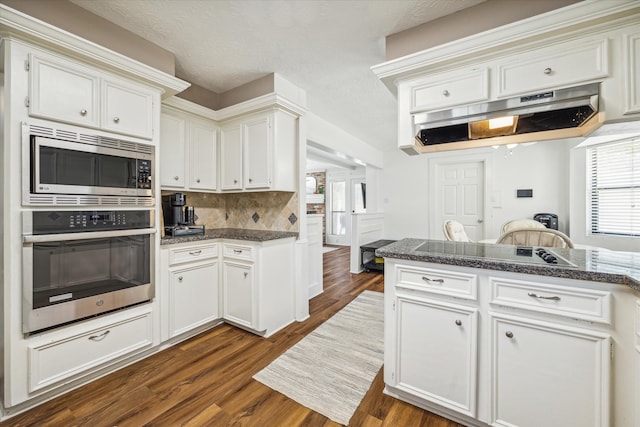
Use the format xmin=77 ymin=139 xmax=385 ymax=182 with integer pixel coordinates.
xmin=2 ymin=246 xmax=463 ymax=427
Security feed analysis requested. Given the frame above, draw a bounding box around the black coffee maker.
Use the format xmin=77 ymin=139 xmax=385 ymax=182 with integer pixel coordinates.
xmin=162 ymin=192 xmax=186 ymax=226
xmin=162 ymin=193 xmax=204 ymax=237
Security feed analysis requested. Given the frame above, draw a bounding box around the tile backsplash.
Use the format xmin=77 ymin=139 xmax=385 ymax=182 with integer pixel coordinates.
xmin=161 ymin=191 xmax=299 ymax=232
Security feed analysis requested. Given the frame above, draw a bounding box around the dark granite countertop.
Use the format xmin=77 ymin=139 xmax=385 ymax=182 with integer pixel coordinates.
xmin=161 ymin=228 xmax=298 ymax=245
xmin=376 ymin=238 xmax=640 ymax=291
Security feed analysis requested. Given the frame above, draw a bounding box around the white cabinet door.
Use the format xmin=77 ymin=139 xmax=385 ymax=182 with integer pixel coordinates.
xmin=169 ymin=261 xmax=219 ymax=338
xmin=492 ymin=315 xmax=610 ymax=427
xmin=244 ymin=114 xmax=272 ymax=189
xmin=393 ymin=295 xmax=478 ymax=417
xmin=29 ymin=53 xmax=100 ymax=129
xmin=102 ymin=78 xmax=154 ymax=139
xmin=624 ymin=31 xmax=640 ymax=115
xmin=222 ymin=260 xmax=254 ymax=329
xmin=189 ymin=120 xmax=217 ymax=191
xmin=160 ymin=112 xmax=186 ymax=188
xmin=220 ymin=123 xmax=243 ymax=190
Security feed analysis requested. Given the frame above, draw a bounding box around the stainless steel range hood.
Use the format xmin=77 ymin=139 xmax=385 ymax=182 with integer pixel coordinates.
xmin=407 ymin=83 xmax=604 ymax=155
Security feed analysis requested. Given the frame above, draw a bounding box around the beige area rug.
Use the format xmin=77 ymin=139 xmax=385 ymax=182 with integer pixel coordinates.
xmin=253 ymin=290 xmax=384 ymax=425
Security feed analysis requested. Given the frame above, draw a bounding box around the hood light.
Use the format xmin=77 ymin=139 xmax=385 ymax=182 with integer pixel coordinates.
xmin=469 ymin=115 xmax=519 ymax=139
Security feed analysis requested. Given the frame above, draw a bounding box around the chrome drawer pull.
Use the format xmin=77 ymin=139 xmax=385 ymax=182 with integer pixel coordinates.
xmin=89 ymin=330 xmax=110 ymax=341
xmin=455 ymin=319 xmax=462 ymax=326
xmin=528 ymin=292 xmax=561 ymax=301
xmin=422 ymin=276 xmax=444 ymax=283
xmin=234 ymin=249 xmax=243 ymax=254
xmin=189 ymin=250 xmax=202 ymax=256
xmin=505 ymin=331 xmax=514 ymax=338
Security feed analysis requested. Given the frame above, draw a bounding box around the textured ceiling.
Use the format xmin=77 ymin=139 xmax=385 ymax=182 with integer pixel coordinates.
xmin=70 ymin=0 xmax=485 ymax=152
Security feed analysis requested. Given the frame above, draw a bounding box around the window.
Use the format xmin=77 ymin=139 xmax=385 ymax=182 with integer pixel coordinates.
xmin=589 ymin=139 xmax=639 ymax=236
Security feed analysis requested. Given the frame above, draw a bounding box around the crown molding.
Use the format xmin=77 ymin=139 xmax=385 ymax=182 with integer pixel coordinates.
xmin=0 ymin=4 xmax=190 ymax=98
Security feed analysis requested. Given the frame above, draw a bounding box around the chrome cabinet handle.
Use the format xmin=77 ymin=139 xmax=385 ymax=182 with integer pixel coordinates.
xmin=233 ymin=179 xmax=238 ymax=184
xmin=244 ymin=272 xmax=248 ymax=278
xmin=89 ymin=330 xmax=110 ymax=341
xmin=189 ymin=250 xmax=202 ymax=256
xmin=80 ymin=109 xmax=88 ymax=116
xmin=248 ymin=178 xmax=252 ymax=183
xmin=455 ymin=319 xmax=462 ymax=326
xmin=422 ymin=276 xmax=444 ymax=283
xmin=528 ymin=292 xmax=561 ymax=301
xmin=234 ymin=249 xmax=243 ymax=254
xmin=196 ymin=178 xmax=200 ymax=183
xmin=178 ymin=276 xmax=183 ymax=282
xmin=174 ymin=176 xmax=179 ymax=181
xmin=544 ymin=67 xmax=552 ymax=75
xmin=505 ymin=331 xmax=514 ymax=338
xmin=113 ymin=117 xmax=120 ymax=123
xmin=442 ymin=89 xmax=450 ymax=96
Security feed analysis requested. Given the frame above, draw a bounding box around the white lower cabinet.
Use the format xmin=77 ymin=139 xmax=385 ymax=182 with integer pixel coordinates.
xmin=161 ymin=242 xmax=221 ymax=340
xmin=394 ymin=294 xmax=478 ymax=417
xmin=384 ymin=260 xmax=623 ymax=427
xmin=27 ymin=305 xmax=153 ymax=394
xmin=222 ymin=260 xmax=254 ymax=328
xmin=169 ymin=260 xmax=219 ymax=337
xmin=491 ymin=314 xmax=610 ymax=427
xmin=222 ymin=238 xmax=295 ymax=337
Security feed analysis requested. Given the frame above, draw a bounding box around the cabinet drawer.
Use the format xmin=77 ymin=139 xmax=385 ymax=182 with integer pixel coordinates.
xmin=168 ymin=243 xmax=218 ymax=265
xmin=223 ymin=243 xmax=255 ymax=261
xmin=490 ymin=277 xmax=611 ymax=324
xmin=410 ymin=68 xmax=489 ymax=113
xmin=497 ymin=38 xmax=609 ymax=97
xmin=28 ymin=311 xmax=153 ymax=392
xmin=396 ymin=265 xmax=477 ymax=300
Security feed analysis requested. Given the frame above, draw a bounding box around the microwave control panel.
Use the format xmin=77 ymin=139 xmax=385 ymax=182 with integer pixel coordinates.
xmin=137 ymin=160 xmax=152 ymax=189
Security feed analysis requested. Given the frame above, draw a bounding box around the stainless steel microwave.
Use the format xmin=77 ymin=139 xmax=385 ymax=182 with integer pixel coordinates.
xmin=28 ymin=134 xmax=153 ymax=199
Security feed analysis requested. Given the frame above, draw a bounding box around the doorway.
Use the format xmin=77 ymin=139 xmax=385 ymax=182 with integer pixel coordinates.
xmin=429 ymin=156 xmax=489 ymax=242
xmin=326 ymin=171 xmax=366 ymax=245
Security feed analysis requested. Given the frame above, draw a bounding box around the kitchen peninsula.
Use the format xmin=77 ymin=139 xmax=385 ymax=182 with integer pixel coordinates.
xmin=377 ymin=239 xmax=640 ymax=427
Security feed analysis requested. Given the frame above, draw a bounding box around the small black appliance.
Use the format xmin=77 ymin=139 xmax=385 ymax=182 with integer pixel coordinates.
xmin=533 ymin=213 xmax=558 ymax=230
xmin=162 ymin=192 xmax=186 ymax=226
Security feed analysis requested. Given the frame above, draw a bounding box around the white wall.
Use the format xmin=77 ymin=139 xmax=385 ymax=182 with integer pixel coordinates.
xmin=382 ymin=139 xmax=573 ymax=241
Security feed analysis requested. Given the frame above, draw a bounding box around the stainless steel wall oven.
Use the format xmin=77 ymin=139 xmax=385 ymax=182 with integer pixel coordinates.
xmin=22 ymin=209 xmax=155 ymax=333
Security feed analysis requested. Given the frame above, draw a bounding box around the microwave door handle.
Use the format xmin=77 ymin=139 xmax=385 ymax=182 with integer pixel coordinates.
xmin=23 ymin=228 xmax=156 ymax=243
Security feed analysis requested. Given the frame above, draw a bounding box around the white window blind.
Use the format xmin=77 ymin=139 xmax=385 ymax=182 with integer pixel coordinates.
xmin=589 ymin=139 xmax=640 ymax=236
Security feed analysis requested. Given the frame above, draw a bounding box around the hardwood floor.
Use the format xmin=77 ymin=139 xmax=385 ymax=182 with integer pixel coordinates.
xmin=2 ymin=246 xmax=463 ymax=427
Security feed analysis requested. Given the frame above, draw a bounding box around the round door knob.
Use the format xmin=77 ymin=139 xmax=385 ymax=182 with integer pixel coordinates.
xmin=174 ymin=176 xmax=179 ymax=181
xmin=248 ymin=178 xmax=253 ymax=183
xmin=234 ymin=179 xmax=238 ymax=184
xmin=455 ymin=319 xmax=462 ymax=326
xmin=442 ymin=89 xmax=450 ymax=96
xmin=543 ymin=67 xmax=552 ymax=75
xmin=196 ymin=178 xmax=201 ymax=183
xmin=80 ymin=109 xmax=87 ymax=116
xmin=178 ymin=276 xmax=183 ymax=282
xmin=113 ymin=117 xmax=120 ymax=123
xmin=505 ymin=331 xmax=514 ymax=338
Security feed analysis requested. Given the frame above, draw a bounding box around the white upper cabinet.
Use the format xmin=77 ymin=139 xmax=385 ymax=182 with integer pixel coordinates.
xmin=29 ymin=53 xmax=100 ymax=129
xmin=244 ymin=114 xmax=272 ymax=189
xmin=102 ymin=78 xmax=154 ymax=138
xmin=220 ymin=109 xmax=296 ymax=193
xmin=496 ymin=38 xmax=609 ymax=97
xmin=160 ymin=111 xmax=187 ymax=188
xmin=409 ymin=68 xmax=489 ymax=113
xmin=220 ymin=122 xmax=243 ymax=190
xmin=624 ymin=30 xmax=640 ymax=115
xmin=189 ymin=120 xmax=217 ymax=190
xmin=160 ymin=105 xmax=217 ymax=192
xmin=29 ymin=52 xmax=156 ymax=139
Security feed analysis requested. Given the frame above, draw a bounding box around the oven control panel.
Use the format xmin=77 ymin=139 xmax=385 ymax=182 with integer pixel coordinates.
xmin=31 ymin=210 xmax=153 ymax=234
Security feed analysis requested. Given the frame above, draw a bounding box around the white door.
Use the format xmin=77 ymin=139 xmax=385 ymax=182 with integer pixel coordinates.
xmin=326 ymin=179 xmax=348 ymax=245
xmin=436 ymin=161 xmax=485 ymax=241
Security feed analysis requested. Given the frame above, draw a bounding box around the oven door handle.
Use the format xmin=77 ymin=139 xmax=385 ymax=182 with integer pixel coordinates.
xmin=23 ymin=228 xmax=157 ymax=243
